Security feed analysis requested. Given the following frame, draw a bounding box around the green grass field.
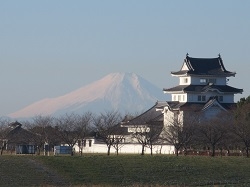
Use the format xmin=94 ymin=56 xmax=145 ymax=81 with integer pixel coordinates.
xmin=1 ymin=154 xmax=250 ymax=186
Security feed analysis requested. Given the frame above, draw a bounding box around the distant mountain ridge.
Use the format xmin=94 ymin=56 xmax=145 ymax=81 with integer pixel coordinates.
xmin=9 ymin=72 xmax=168 ymax=118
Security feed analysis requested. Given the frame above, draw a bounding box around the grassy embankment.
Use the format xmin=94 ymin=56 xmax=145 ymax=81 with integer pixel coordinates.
xmin=1 ymin=154 xmax=250 ymax=186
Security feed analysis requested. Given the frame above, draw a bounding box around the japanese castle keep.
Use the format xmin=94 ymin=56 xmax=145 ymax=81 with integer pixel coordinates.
xmin=160 ymin=54 xmax=243 ymax=125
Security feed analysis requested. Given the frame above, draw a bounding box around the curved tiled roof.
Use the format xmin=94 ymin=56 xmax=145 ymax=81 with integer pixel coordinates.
xmin=164 ymin=84 xmax=243 ymax=94
xmin=123 ymin=102 xmax=163 ymax=126
xmin=171 ymin=56 xmax=236 ymax=77
xmin=166 ymin=100 xmax=236 ymax=112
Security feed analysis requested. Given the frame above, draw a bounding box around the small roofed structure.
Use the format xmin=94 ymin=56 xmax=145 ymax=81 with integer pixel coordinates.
xmin=120 ymin=102 xmax=174 ymax=154
xmin=122 ymin=102 xmax=163 ymax=127
xmin=121 ymin=102 xmax=164 ymax=138
xmin=3 ymin=121 xmax=36 ymax=154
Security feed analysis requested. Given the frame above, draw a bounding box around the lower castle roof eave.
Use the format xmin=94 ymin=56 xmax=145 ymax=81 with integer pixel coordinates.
xmin=163 ymin=90 xmax=184 ymax=94
xmin=164 ymin=101 xmax=237 ymax=112
xmin=163 ymin=85 xmax=243 ymax=94
xmin=171 ymin=72 xmax=236 ymax=77
xmin=164 ymin=90 xmax=243 ymax=94
xmin=171 ymin=73 xmax=188 ymax=77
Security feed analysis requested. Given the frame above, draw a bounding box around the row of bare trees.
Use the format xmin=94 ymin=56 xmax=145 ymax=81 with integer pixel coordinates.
xmin=162 ymin=112 xmax=231 ymax=157
xmin=0 ymin=113 xmax=93 ymax=155
xmin=0 ymin=111 xmax=128 ymax=156
xmin=162 ymin=96 xmax=250 ymax=157
xmin=1 ymin=96 xmax=250 ymax=156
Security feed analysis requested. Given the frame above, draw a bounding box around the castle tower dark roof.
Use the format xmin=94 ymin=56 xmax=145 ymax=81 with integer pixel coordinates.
xmin=171 ymin=55 xmax=236 ymax=77
xmin=164 ymin=84 xmax=243 ymax=94
xmin=121 ymin=102 xmax=163 ymax=126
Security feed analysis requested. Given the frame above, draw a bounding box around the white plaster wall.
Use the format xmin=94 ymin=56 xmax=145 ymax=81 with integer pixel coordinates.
xmin=74 ymin=143 xmax=175 ymax=155
xmin=181 ymin=62 xmax=189 ymax=71
xmin=172 ymin=94 xmax=187 ymax=102
xmin=179 ymin=111 xmax=184 ymax=125
xmin=163 ymin=109 xmax=175 ymax=127
xmin=179 ymin=77 xmax=190 ymax=85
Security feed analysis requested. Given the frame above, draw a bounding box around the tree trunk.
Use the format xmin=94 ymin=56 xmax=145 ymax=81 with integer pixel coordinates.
xmin=184 ymin=147 xmax=187 ymax=156
xmin=159 ymin=145 xmax=163 ymax=154
xmin=211 ymin=145 xmax=216 ymax=157
xmin=175 ymin=147 xmax=179 ymax=156
xmin=150 ymin=143 xmax=153 ymax=156
xmin=115 ymin=143 xmax=119 ymax=156
xmin=71 ymin=145 xmax=74 ymax=156
xmin=0 ymin=147 xmax=3 ymax=155
xmin=141 ymin=144 xmax=145 ymax=155
xmin=107 ymin=145 xmax=111 ymax=156
xmin=246 ymin=147 xmax=249 ymax=157
xmin=37 ymin=147 xmax=41 ymax=155
xmin=116 ymin=148 xmax=119 ymax=156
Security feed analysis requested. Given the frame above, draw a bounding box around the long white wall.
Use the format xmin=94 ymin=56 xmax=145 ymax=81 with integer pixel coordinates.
xmin=74 ymin=142 xmax=175 ymax=155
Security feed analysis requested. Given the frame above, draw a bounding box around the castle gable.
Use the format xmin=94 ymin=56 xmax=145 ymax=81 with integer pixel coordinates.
xmin=171 ymin=55 xmax=236 ymax=77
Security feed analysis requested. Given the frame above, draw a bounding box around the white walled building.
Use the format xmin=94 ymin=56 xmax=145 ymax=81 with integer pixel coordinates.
xmin=74 ymin=104 xmax=175 ymax=155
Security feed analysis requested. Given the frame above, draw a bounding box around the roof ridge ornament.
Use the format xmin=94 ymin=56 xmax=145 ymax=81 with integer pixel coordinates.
xmin=186 ymin=53 xmax=189 ymax=58
xmin=218 ymin=53 xmax=221 ymax=58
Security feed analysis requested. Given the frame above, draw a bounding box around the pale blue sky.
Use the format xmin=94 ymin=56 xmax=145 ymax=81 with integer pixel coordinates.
xmin=0 ymin=1 xmax=249 ymax=116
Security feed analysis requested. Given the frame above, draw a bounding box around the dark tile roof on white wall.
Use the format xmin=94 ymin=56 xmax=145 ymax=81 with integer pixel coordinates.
xmin=171 ymin=55 xmax=236 ymax=77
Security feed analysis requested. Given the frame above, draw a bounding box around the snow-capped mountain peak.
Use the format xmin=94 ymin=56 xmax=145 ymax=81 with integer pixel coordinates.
xmin=8 ymin=72 xmax=167 ymax=118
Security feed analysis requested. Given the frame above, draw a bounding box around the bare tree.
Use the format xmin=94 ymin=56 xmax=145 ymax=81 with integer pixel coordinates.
xmin=0 ymin=118 xmax=10 ymax=155
xmin=25 ymin=115 xmax=56 ymax=155
xmin=75 ymin=112 xmax=92 ymax=156
xmin=232 ymin=101 xmax=250 ymax=157
xmin=55 ymin=113 xmax=92 ymax=156
xmin=110 ymin=128 xmax=125 ymax=156
xmin=93 ymin=111 xmax=122 ymax=156
xmin=123 ymin=107 xmax=164 ymax=155
xmin=147 ymin=121 xmax=163 ymax=155
xmin=196 ymin=113 xmax=230 ymax=157
xmin=161 ymin=112 xmax=197 ymax=156
xmin=132 ymin=121 xmax=162 ymax=155
xmin=132 ymin=125 xmax=150 ymax=155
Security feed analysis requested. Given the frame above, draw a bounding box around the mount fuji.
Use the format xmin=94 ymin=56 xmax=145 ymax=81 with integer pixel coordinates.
xmin=9 ymin=72 xmax=168 ymax=118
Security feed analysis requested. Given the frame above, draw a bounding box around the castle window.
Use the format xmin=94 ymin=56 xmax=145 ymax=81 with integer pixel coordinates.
xmin=178 ymin=95 xmax=181 ymax=101
xmin=184 ymin=78 xmax=188 ymax=83
xmin=173 ymin=95 xmax=176 ymax=101
xmin=198 ymin=95 xmax=206 ymax=101
xmin=200 ymin=79 xmax=207 ymax=84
